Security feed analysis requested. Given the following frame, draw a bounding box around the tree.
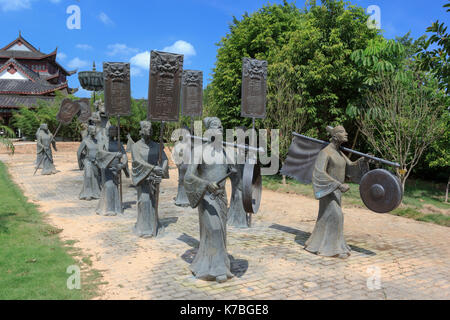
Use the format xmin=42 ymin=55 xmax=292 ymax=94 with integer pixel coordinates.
xmin=417 ymin=1 xmax=450 ymax=93
xmin=357 ymin=73 xmax=448 ymax=190
xmin=0 ymin=125 xmax=15 ymax=154
xmin=209 ymin=1 xmax=303 ymax=130
xmin=209 ymin=0 xmax=380 ymax=152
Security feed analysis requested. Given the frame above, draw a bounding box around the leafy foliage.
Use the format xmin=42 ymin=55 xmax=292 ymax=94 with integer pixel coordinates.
xmin=208 ymin=0 xmax=380 ymax=154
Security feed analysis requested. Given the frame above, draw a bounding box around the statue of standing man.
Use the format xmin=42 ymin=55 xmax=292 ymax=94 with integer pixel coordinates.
xmin=184 ymin=117 xmax=233 ymax=283
xmin=96 ymin=126 xmax=129 ymax=216
xmin=36 ymin=123 xmax=58 ymax=175
xmin=77 ymin=125 xmax=101 ymax=200
xmin=131 ymin=121 xmax=169 ymax=238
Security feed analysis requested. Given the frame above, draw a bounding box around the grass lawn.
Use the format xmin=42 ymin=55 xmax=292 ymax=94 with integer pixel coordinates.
xmin=263 ymin=175 xmax=450 ymax=227
xmin=0 ymin=161 xmax=103 ymax=300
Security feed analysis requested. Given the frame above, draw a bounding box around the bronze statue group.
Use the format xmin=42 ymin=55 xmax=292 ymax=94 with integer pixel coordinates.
xmin=34 ymin=112 xmax=395 ymax=284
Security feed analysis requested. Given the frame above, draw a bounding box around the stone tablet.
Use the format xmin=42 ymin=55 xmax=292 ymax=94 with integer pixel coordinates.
xmin=148 ymin=51 xmax=184 ymax=122
xmin=103 ymin=62 xmax=132 ymax=117
xmin=241 ymin=58 xmax=267 ymax=119
xmin=77 ymin=98 xmax=92 ymax=123
xmin=57 ymin=98 xmax=81 ymax=124
xmin=181 ymin=70 xmax=203 ymax=118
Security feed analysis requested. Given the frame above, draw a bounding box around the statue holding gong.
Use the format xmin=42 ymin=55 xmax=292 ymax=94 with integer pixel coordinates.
xmin=282 ymin=125 xmax=403 ymax=258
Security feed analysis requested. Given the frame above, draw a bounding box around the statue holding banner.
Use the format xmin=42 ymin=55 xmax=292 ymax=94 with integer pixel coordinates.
xmin=77 ymin=125 xmax=101 ymax=200
xmin=184 ymin=117 xmax=233 ymax=283
xmin=96 ymin=126 xmax=129 ymax=216
xmin=36 ymin=123 xmax=58 ymax=175
xmin=131 ymin=121 xmax=169 ymax=238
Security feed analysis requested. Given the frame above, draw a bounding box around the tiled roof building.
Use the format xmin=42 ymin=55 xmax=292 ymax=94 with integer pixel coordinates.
xmin=0 ymin=33 xmax=76 ymax=124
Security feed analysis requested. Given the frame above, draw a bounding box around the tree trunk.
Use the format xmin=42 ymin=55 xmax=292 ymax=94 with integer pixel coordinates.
xmin=282 ymin=175 xmax=286 ymax=185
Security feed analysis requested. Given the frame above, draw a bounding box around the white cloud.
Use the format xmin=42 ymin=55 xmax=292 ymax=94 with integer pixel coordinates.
xmin=107 ymin=43 xmax=139 ymax=57
xmin=76 ymin=44 xmax=93 ymax=51
xmin=57 ymin=52 xmax=67 ymax=61
xmin=0 ymin=0 xmax=32 ymax=12
xmin=130 ymin=67 xmax=143 ymax=77
xmin=130 ymin=51 xmax=150 ymax=70
xmin=68 ymin=57 xmax=89 ymax=69
xmin=98 ymin=12 xmax=114 ymax=26
xmin=162 ymin=40 xmax=196 ymax=57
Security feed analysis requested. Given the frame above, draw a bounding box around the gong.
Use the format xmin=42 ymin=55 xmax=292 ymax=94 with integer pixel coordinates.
xmin=359 ymin=169 xmax=403 ymax=213
xmin=242 ymin=162 xmax=262 ymax=214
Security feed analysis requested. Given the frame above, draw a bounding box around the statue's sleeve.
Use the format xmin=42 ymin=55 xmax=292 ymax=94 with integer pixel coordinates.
xmin=184 ymin=148 xmax=209 ymax=208
xmin=36 ymin=132 xmax=44 ymax=152
xmin=161 ymin=150 xmax=169 ymax=179
xmin=312 ymin=150 xmax=341 ymax=199
xmin=131 ymin=143 xmax=155 ymax=186
xmin=343 ymin=153 xmax=369 ymax=184
xmin=77 ymin=141 xmax=87 ymax=170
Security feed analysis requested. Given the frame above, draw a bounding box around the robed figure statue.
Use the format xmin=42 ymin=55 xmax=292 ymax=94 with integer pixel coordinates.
xmin=305 ymin=126 xmax=368 ymax=258
xmin=174 ymin=126 xmax=192 ymax=207
xmin=184 ymin=117 xmax=233 ymax=283
xmin=77 ymin=125 xmax=101 ymax=200
xmin=36 ymin=123 xmax=58 ymax=175
xmin=131 ymin=121 xmax=169 ymax=238
xmin=96 ymin=126 xmax=129 ymax=216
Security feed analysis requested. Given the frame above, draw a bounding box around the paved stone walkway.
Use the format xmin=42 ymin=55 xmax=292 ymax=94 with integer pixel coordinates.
xmin=1 ymin=145 xmax=449 ymax=300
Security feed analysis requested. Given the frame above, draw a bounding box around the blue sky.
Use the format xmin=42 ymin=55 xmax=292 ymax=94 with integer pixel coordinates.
xmin=0 ymin=0 xmax=448 ymax=99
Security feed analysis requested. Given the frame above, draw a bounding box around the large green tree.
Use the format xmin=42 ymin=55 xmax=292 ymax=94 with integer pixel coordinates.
xmin=208 ymin=0 xmax=380 ymax=160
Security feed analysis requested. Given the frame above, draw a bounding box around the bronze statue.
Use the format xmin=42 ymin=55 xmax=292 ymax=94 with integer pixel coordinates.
xmin=174 ymin=126 xmax=191 ymax=208
xmin=227 ymin=127 xmax=250 ymax=228
xmin=36 ymin=123 xmax=58 ymax=175
xmin=131 ymin=121 xmax=169 ymax=237
xmin=305 ymin=126 xmax=368 ymax=258
xmin=184 ymin=117 xmax=233 ymax=283
xmin=77 ymin=125 xmax=101 ymax=200
xmin=91 ymin=100 xmax=111 ymax=150
xmin=96 ymin=126 xmax=128 ymax=216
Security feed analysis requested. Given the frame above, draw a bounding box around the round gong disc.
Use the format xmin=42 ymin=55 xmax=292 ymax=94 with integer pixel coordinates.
xmin=242 ymin=162 xmax=262 ymax=214
xmin=359 ymin=169 xmax=403 ymax=213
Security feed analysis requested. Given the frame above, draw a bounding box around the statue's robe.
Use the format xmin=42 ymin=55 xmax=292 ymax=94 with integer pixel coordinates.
xmin=94 ymin=113 xmax=111 ymax=150
xmin=174 ymin=162 xmax=190 ymax=207
xmin=77 ymin=137 xmax=101 ymax=200
xmin=184 ymin=144 xmax=233 ymax=281
xmin=35 ymin=128 xmax=42 ymax=168
xmin=131 ymin=139 xmax=168 ymax=238
xmin=95 ymin=141 xmax=128 ymax=216
xmin=305 ymin=144 xmax=365 ymax=257
xmin=227 ymin=164 xmax=248 ymax=228
xmin=37 ymin=130 xmax=57 ymax=175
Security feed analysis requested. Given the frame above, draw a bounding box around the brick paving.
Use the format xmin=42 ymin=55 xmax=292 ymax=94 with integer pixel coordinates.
xmin=1 ymin=144 xmax=449 ymax=300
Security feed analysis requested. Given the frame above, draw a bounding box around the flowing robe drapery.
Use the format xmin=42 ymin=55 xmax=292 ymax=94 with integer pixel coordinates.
xmin=77 ymin=138 xmax=101 ymax=200
xmin=95 ymin=141 xmax=128 ymax=216
xmin=174 ymin=163 xmax=190 ymax=207
xmin=227 ymin=164 xmax=248 ymax=228
xmin=305 ymin=144 xmax=364 ymax=257
xmin=184 ymin=145 xmax=233 ymax=281
xmin=131 ymin=139 xmax=168 ymax=238
xmin=37 ymin=130 xmax=57 ymax=175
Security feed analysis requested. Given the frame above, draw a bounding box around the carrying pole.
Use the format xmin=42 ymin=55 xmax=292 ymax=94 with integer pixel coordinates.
xmin=292 ymin=132 xmax=401 ymax=168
